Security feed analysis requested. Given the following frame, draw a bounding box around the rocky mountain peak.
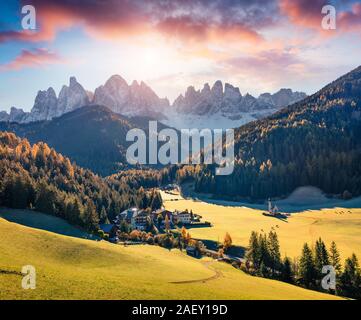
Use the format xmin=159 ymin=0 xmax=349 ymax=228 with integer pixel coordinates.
xmin=173 ymin=81 xmax=307 ymax=117
xmin=9 ymin=107 xmax=27 ymax=122
xmin=224 ymin=83 xmax=241 ymax=98
xmin=185 ymin=86 xmax=198 ymax=99
xmin=105 ymin=74 xmax=128 ymax=88
xmin=57 ymin=76 xmax=90 ymax=116
xmin=201 ymin=83 xmax=211 ymax=94
xmin=93 ymin=76 xmax=168 ymax=118
xmin=26 ymin=87 xmax=58 ymax=122
xmin=211 ymin=80 xmax=223 ymax=96
xmin=69 ymin=76 xmax=78 ymax=87
xmin=131 ymin=80 xmax=139 ymax=88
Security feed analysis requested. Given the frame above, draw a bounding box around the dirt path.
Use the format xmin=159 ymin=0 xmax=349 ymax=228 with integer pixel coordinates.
xmin=169 ymin=260 xmax=222 ymax=284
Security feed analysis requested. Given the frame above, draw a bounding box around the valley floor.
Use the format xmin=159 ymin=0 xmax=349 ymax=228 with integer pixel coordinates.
xmin=161 ymin=190 xmax=361 ymax=262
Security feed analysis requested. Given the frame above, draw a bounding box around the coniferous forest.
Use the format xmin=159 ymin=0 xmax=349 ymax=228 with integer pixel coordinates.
xmin=0 ymin=131 xmax=162 ymax=232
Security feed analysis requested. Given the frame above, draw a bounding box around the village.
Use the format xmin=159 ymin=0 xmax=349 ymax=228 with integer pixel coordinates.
xmin=98 ymin=186 xmax=291 ymax=263
xmin=99 ymin=199 xmax=212 ymax=258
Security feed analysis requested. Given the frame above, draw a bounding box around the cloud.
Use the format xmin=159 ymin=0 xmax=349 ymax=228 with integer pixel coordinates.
xmin=0 ymin=0 xmax=280 ymax=44
xmin=216 ymin=48 xmax=314 ymax=92
xmin=224 ymin=49 xmax=303 ymax=72
xmin=279 ymin=0 xmax=329 ymax=29
xmin=0 ymin=48 xmax=63 ymax=71
xmin=339 ymin=3 xmax=361 ymax=31
xmin=280 ymin=0 xmax=361 ymax=34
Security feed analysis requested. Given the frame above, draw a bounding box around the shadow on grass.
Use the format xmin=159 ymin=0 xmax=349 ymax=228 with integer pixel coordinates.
xmin=0 ymin=207 xmax=98 ymax=240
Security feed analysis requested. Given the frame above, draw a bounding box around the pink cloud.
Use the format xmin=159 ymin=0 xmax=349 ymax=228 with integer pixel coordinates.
xmin=0 ymin=48 xmax=64 ymax=71
xmin=279 ymin=0 xmax=329 ymax=29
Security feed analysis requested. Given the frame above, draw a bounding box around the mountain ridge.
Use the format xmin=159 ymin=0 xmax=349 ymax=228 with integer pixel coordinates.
xmin=0 ymin=75 xmax=307 ymax=126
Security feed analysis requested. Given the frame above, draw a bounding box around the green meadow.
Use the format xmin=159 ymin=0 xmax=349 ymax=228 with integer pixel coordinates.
xmin=0 ymin=213 xmax=340 ymax=300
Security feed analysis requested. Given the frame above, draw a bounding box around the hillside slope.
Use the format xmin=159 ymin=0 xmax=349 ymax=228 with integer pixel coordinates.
xmin=0 ymin=217 xmax=341 ymax=300
xmin=194 ymin=66 xmax=361 ymax=200
xmin=0 ymin=131 xmax=160 ymax=231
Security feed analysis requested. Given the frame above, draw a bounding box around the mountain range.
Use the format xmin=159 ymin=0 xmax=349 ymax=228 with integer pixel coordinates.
xmin=173 ymin=82 xmax=306 ymax=116
xmin=0 ymin=75 xmax=306 ymax=128
xmin=1 ymin=66 xmax=361 ymax=198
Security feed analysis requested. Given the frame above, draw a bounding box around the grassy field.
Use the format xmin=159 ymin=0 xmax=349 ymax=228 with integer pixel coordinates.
xmin=162 ymin=191 xmax=361 ymax=261
xmin=0 ymin=215 xmax=340 ymax=300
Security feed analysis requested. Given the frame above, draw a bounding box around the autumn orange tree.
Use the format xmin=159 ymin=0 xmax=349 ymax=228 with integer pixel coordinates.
xmin=223 ymin=232 xmax=233 ymax=252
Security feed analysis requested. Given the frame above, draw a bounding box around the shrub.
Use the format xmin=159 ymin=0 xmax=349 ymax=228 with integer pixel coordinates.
xmin=97 ymin=229 xmax=105 ymax=239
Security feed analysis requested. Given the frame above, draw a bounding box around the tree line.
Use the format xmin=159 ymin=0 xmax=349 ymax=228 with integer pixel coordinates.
xmin=242 ymin=230 xmax=361 ymax=299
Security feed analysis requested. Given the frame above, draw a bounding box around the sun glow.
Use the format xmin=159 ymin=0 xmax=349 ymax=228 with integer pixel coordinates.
xmin=130 ymin=44 xmax=179 ymax=79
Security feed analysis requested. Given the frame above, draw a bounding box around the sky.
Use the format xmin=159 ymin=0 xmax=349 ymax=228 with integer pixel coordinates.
xmin=0 ymin=0 xmax=361 ymax=112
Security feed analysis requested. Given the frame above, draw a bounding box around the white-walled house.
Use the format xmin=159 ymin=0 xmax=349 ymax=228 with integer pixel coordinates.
xmin=175 ymin=210 xmax=191 ymax=224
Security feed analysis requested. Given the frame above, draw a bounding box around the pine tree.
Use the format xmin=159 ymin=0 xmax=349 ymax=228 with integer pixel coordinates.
xmin=329 ymin=241 xmax=342 ymax=274
xmin=150 ymin=191 xmax=162 ymax=210
xmin=99 ymin=206 xmax=108 ymax=224
xmin=314 ymin=238 xmax=330 ymax=277
xmin=245 ymin=231 xmax=260 ymax=269
xmin=259 ymin=261 xmax=269 ymax=278
xmin=82 ymin=199 xmax=99 ymax=231
xmin=281 ymin=256 xmax=294 ymax=283
xmin=339 ymin=253 xmax=361 ymax=299
xmin=268 ymin=230 xmax=281 ymax=276
xmin=258 ymin=233 xmax=270 ymax=269
xmin=299 ymin=243 xmax=317 ymax=288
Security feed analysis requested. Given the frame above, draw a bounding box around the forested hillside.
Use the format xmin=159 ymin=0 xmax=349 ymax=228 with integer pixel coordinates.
xmin=0 ymin=105 xmax=172 ymax=176
xmin=0 ymin=131 xmax=162 ymax=231
xmin=192 ymin=66 xmax=361 ymax=200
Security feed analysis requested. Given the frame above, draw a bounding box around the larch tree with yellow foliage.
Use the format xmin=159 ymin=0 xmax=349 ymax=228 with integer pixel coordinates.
xmin=223 ymin=232 xmax=233 ymax=252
